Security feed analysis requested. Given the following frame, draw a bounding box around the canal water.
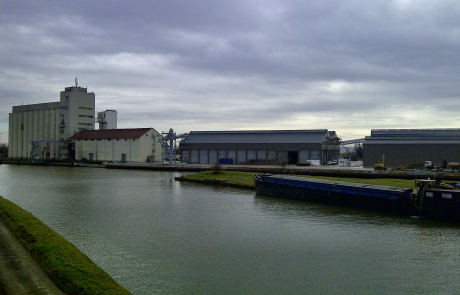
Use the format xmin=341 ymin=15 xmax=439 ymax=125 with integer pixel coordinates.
xmin=1 ymin=165 xmax=460 ymax=294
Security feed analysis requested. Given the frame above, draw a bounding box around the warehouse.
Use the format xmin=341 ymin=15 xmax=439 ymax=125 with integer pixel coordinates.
xmin=179 ymin=130 xmax=339 ymax=165
xmin=68 ymin=128 xmax=162 ymax=163
xmin=363 ymin=129 xmax=460 ymax=168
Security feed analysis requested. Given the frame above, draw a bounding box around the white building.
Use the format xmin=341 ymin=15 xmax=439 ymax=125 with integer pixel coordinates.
xmin=97 ymin=110 xmax=117 ymax=130
xmin=68 ymin=128 xmax=163 ymax=163
xmin=8 ymin=83 xmax=95 ymax=159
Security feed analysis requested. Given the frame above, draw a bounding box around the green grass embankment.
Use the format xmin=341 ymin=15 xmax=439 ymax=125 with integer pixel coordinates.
xmin=179 ymin=171 xmax=415 ymax=189
xmin=0 ymin=196 xmax=131 ymax=295
xmin=177 ymin=171 xmax=256 ymax=188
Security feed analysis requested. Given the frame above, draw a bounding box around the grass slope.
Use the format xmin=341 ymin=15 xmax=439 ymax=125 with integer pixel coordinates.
xmin=0 ymin=196 xmax=131 ymax=295
xmin=182 ymin=171 xmax=415 ymax=189
xmin=180 ymin=171 xmax=256 ymax=187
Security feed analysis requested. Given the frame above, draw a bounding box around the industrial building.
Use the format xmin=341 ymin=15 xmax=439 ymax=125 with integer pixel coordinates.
xmin=8 ymin=82 xmax=95 ymax=159
xmin=179 ymin=130 xmax=340 ymax=165
xmin=97 ymin=110 xmax=117 ymax=130
xmin=68 ymin=128 xmax=162 ymax=163
xmin=8 ymin=81 xmax=163 ymax=163
xmin=363 ymin=129 xmax=460 ymax=168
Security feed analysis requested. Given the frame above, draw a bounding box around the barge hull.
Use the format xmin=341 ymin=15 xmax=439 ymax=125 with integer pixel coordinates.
xmin=254 ymin=175 xmax=460 ymax=222
xmin=254 ymin=174 xmax=416 ymax=216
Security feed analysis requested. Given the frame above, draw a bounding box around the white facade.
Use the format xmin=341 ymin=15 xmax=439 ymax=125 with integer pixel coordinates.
xmin=59 ymin=86 xmax=95 ymax=140
xmin=8 ymin=85 xmax=95 ymax=159
xmin=70 ymin=128 xmax=162 ymax=163
xmin=97 ymin=110 xmax=117 ymax=130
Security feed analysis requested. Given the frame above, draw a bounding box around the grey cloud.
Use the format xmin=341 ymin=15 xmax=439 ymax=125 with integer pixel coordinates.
xmin=1 ymin=0 xmax=460 ymax=142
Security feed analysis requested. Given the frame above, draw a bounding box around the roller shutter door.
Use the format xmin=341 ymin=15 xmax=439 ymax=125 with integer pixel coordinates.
xmin=228 ymin=150 xmax=236 ymax=163
xmin=199 ymin=150 xmax=208 ymax=164
xmin=218 ymin=150 xmax=227 ymax=159
xmin=247 ymin=150 xmax=256 ymax=160
xmin=237 ymin=150 xmax=246 ymax=163
xmin=298 ymin=150 xmax=310 ymax=163
xmin=257 ymin=150 xmax=267 ymax=159
xmin=181 ymin=150 xmax=190 ymax=163
xmin=191 ymin=150 xmax=199 ymax=163
xmin=310 ymin=150 xmax=320 ymax=160
xmin=209 ymin=150 xmax=218 ymax=164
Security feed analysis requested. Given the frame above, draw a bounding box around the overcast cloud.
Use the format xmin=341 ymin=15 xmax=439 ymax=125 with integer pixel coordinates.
xmin=1 ymin=0 xmax=460 ymax=142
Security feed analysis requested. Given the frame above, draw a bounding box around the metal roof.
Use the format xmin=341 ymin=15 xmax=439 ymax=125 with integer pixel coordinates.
xmin=364 ymin=129 xmax=460 ymax=144
xmin=181 ymin=130 xmax=335 ymax=144
xmin=68 ymin=128 xmax=153 ymax=140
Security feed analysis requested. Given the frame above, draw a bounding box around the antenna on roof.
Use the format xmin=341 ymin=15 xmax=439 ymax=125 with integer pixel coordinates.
xmin=75 ymin=69 xmax=78 ymax=87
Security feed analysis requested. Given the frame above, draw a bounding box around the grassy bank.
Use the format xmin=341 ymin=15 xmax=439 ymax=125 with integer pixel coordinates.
xmin=0 ymin=196 xmax=131 ymax=295
xmin=178 ymin=171 xmax=256 ymax=188
xmin=180 ymin=171 xmax=415 ymax=188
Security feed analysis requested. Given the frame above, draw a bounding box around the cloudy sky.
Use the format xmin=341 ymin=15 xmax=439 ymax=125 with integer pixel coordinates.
xmin=1 ymin=0 xmax=460 ymax=143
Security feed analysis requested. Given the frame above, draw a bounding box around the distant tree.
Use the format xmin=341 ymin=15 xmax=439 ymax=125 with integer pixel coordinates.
xmin=355 ymin=144 xmax=363 ymax=160
xmin=0 ymin=143 xmax=8 ymax=158
xmin=278 ymin=153 xmax=288 ymax=173
xmin=212 ymin=163 xmax=222 ymax=174
xmin=349 ymin=152 xmax=359 ymax=161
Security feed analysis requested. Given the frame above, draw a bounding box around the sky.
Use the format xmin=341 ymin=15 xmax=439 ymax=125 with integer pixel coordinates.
xmin=1 ymin=0 xmax=460 ymax=144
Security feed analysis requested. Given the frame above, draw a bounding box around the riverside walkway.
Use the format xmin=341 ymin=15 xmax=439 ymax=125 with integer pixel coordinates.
xmin=0 ymin=217 xmax=64 ymax=295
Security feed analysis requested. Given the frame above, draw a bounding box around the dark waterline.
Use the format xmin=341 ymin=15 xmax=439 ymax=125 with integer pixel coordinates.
xmin=1 ymin=165 xmax=460 ymax=294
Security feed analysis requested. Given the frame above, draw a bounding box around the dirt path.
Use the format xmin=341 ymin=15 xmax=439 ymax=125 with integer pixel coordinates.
xmin=0 ymin=217 xmax=65 ymax=295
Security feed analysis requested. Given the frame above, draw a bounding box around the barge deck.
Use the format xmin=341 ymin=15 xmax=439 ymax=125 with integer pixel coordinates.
xmin=254 ymin=174 xmax=460 ymax=222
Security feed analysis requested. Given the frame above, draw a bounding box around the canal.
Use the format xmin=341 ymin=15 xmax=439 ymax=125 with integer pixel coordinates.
xmin=1 ymin=165 xmax=460 ymax=294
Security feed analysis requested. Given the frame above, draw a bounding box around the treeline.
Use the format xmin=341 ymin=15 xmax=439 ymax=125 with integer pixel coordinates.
xmin=0 ymin=144 xmax=7 ymax=158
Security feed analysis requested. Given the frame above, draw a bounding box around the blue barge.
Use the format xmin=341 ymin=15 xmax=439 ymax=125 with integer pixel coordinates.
xmin=254 ymin=174 xmax=460 ymax=222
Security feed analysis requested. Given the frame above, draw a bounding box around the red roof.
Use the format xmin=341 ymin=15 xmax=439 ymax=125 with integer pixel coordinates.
xmin=68 ymin=128 xmax=153 ymax=140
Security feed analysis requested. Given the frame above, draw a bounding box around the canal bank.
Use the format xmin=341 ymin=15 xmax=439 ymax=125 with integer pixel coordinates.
xmin=0 ymin=196 xmax=132 ymax=295
xmin=0 ymin=215 xmax=65 ymax=295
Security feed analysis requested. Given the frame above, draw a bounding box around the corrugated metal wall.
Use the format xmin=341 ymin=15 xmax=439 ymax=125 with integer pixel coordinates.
xmin=363 ymin=144 xmax=460 ymax=168
xmin=182 ymin=148 xmax=338 ymax=165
